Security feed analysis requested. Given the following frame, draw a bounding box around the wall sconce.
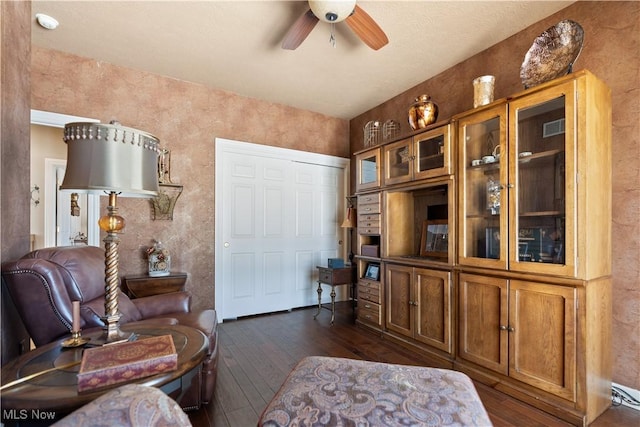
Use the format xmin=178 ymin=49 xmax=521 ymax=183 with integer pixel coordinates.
xmin=70 ymin=192 xmax=80 ymax=216
xmin=341 ymin=196 xmax=357 ymax=263
xmin=151 ymin=183 xmax=183 ymax=220
xmin=151 ymin=148 xmax=183 ymax=220
xmin=31 ymin=185 xmax=40 ymax=207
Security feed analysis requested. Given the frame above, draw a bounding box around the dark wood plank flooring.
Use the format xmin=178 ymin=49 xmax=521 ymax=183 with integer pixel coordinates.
xmin=189 ymin=302 xmax=639 ymax=426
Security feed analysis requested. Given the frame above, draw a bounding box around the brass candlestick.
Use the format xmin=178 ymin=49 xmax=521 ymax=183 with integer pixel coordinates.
xmin=61 ymin=330 xmax=90 ymax=348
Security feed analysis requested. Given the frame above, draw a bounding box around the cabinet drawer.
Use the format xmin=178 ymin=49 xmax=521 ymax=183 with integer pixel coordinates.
xmin=358 ymin=279 xmax=380 ymax=293
xmin=359 ymin=226 xmax=380 ymax=235
xmin=357 ymin=215 xmax=380 ymax=229
xmin=358 ymin=193 xmax=381 ymax=214
xmin=358 ymin=201 xmax=381 ymax=214
xmin=317 ymin=267 xmax=354 ymax=284
xmin=318 ymin=269 xmax=333 ymax=283
xmin=358 ymin=285 xmax=381 ymax=304
xmin=358 ymin=302 xmax=381 ymax=325
xmin=358 ymin=213 xmax=380 ymax=235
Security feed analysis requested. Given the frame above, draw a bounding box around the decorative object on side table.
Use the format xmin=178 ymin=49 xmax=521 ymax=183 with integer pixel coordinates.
xmin=77 ymin=334 xmax=177 ymax=393
xmin=61 ymin=300 xmax=90 ymax=348
xmin=60 ymin=120 xmax=160 ymax=345
xmin=147 ymin=240 xmax=171 ymax=277
xmin=408 ymin=95 xmax=438 ymax=130
xmin=520 ymin=19 xmax=584 ymax=89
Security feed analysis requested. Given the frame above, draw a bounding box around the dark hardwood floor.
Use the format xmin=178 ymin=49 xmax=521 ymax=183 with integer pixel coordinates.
xmin=189 ymin=302 xmax=639 ymax=426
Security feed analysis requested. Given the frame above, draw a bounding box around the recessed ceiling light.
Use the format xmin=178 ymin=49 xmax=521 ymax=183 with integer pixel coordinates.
xmin=35 ymin=13 xmax=59 ymax=30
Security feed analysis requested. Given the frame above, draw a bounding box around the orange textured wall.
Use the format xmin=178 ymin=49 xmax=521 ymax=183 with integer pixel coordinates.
xmin=30 ymin=48 xmax=349 ymax=314
xmin=350 ymin=1 xmax=639 ymax=390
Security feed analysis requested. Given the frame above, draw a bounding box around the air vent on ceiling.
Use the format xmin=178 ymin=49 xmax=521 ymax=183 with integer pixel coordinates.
xmin=543 ymin=118 xmax=565 ymax=138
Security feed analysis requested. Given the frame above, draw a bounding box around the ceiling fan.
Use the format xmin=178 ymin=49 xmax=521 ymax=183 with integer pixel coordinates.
xmin=282 ymin=0 xmax=388 ymax=50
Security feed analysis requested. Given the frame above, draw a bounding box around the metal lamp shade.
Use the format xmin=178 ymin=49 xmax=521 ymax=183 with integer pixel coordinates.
xmin=60 ymin=122 xmax=160 ymax=197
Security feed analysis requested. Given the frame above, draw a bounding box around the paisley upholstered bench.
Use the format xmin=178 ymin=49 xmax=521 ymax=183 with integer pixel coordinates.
xmin=258 ymin=356 xmax=492 ymax=426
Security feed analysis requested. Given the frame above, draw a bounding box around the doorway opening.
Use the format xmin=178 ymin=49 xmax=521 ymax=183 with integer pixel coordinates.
xmin=30 ymin=110 xmax=101 ymax=249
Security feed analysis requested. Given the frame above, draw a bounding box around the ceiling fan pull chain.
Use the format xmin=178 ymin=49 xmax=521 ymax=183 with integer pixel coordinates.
xmin=329 ymin=23 xmax=336 ymax=48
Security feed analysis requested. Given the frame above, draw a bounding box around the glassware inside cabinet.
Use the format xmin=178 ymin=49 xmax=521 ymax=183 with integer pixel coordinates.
xmin=514 ymin=96 xmax=566 ymax=265
xmin=461 ymin=116 xmax=503 ymax=261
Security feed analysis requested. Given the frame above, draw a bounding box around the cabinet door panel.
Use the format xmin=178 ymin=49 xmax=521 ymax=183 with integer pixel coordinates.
xmin=383 ymin=138 xmax=413 ymax=185
xmin=458 ymin=273 xmax=508 ymax=375
xmin=385 ymin=264 xmax=413 ymax=337
xmin=414 ymin=125 xmax=451 ymax=180
xmin=508 ymin=81 xmax=576 ymax=277
xmin=356 ymin=148 xmax=381 ymax=192
xmin=457 ymin=105 xmax=509 ymax=270
xmin=509 ymin=280 xmax=576 ymax=401
xmin=415 ymin=269 xmax=452 ymax=353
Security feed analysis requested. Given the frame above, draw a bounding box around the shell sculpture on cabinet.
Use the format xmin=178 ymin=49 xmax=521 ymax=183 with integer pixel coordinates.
xmin=520 ymin=20 xmax=584 ymax=89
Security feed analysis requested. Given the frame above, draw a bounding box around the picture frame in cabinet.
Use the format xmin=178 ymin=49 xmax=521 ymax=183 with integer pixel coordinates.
xmin=419 ymin=220 xmax=448 ymax=258
xmin=484 ymin=227 xmax=500 ymax=259
xmin=518 ymin=227 xmax=564 ymax=264
xmin=364 ymin=263 xmax=380 ymax=281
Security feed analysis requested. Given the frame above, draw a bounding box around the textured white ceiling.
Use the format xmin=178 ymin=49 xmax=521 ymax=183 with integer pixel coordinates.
xmin=31 ymin=1 xmax=575 ymax=120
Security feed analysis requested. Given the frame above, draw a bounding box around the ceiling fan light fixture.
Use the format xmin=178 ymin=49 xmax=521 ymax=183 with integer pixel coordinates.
xmin=309 ymin=0 xmax=356 ymax=24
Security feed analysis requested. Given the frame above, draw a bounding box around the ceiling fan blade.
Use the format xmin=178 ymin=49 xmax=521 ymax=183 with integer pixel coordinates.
xmin=345 ymin=5 xmax=388 ymax=50
xmin=282 ymin=9 xmax=319 ymax=50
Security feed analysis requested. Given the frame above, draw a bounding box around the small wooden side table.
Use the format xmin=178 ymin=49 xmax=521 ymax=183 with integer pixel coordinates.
xmin=122 ymin=272 xmax=187 ymax=298
xmin=314 ymin=265 xmax=356 ymax=325
xmin=0 ymin=324 xmax=207 ymax=418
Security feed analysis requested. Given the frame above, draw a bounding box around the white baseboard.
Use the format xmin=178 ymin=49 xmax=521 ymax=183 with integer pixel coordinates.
xmin=612 ymin=382 xmax=640 ymax=411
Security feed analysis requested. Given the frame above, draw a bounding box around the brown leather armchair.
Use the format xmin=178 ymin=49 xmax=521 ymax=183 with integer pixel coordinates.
xmin=1 ymin=245 xmax=218 ymax=410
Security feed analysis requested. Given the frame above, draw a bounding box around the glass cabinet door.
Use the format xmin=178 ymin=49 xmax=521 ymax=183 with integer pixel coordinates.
xmin=508 ymin=82 xmax=575 ymax=276
xmin=458 ymin=105 xmax=508 ymax=269
xmin=414 ymin=124 xmax=451 ymax=180
xmin=383 ymin=138 xmax=412 ymax=186
xmin=356 ymin=148 xmax=381 ymax=192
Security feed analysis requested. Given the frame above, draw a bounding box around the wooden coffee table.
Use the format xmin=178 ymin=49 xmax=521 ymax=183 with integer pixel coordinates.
xmin=0 ymin=323 xmax=207 ymax=415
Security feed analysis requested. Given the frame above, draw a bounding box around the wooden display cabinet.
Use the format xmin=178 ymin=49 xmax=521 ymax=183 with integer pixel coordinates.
xmin=351 ymin=70 xmax=611 ymax=425
xmin=455 ymin=71 xmax=612 ymax=425
xmin=457 ymin=71 xmax=611 ymax=281
xmin=383 ymin=123 xmax=452 ymax=186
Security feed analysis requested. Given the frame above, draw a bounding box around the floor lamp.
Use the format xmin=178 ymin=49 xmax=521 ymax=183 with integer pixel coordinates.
xmin=341 ymin=199 xmax=356 ymax=264
xmin=60 ymin=121 xmax=160 ymax=345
